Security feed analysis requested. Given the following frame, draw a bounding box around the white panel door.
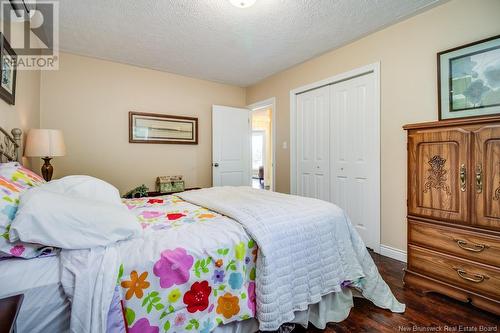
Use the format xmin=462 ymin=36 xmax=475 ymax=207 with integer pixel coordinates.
xmin=296 ymin=86 xmax=330 ymax=201
xmin=212 ymin=105 xmax=251 ymax=187
xmin=331 ymin=73 xmax=379 ymax=251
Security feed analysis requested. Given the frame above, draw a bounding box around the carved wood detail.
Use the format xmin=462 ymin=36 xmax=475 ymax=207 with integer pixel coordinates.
xmin=407 ymin=129 xmax=468 ymax=224
xmin=423 ymin=155 xmax=452 ymax=195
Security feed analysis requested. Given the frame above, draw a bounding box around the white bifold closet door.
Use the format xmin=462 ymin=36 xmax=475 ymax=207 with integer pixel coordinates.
xmin=330 ymin=73 xmax=378 ymax=251
xmin=296 ymin=86 xmax=331 ymax=202
xmin=296 ymin=72 xmax=379 ymax=251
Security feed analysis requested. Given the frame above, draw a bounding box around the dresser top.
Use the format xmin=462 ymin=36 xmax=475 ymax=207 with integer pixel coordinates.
xmin=403 ymin=115 xmax=500 ymax=130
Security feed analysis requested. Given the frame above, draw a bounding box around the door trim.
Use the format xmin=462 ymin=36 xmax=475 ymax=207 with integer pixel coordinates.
xmin=247 ymin=97 xmax=276 ymax=191
xmin=289 ymin=62 xmax=381 ymax=252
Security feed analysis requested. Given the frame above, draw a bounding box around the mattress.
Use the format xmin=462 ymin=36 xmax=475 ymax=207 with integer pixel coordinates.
xmin=0 ymin=255 xmax=70 ymax=333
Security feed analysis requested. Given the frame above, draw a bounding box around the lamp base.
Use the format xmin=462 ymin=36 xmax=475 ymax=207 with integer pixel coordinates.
xmin=41 ymin=157 xmax=53 ymax=182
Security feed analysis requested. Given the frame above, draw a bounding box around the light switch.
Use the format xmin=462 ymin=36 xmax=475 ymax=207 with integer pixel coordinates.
xmin=282 ymin=141 xmax=288 ymax=149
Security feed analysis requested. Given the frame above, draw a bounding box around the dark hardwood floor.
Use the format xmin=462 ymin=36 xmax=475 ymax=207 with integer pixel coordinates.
xmin=294 ymin=252 xmax=499 ymax=333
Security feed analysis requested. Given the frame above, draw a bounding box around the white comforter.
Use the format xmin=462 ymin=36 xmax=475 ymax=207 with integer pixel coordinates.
xmin=178 ymin=187 xmax=405 ymax=330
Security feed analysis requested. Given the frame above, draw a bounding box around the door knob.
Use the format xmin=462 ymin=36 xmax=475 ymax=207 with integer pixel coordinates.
xmin=213 ymin=163 xmax=219 ymax=167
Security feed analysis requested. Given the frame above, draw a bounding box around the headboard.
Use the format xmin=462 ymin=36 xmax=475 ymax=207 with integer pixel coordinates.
xmin=0 ymin=127 xmax=22 ymax=163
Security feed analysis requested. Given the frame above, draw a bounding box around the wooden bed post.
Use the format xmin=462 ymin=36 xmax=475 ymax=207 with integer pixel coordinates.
xmin=11 ymin=128 xmax=22 ymax=162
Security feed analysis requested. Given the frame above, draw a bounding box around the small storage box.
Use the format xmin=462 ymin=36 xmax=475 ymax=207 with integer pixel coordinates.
xmin=156 ymin=176 xmax=185 ymax=193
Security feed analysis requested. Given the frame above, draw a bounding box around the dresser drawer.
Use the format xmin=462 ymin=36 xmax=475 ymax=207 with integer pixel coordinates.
xmin=408 ymin=220 xmax=500 ymax=267
xmin=408 ymin=245 xmax=500 ymax=299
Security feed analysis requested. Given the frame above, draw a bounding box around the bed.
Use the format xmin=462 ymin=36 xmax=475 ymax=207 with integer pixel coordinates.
xmin=0 ymin=127 xmax=404 ymax=333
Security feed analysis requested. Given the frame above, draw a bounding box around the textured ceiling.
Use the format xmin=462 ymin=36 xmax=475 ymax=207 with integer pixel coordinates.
xmin=58 ymin=0 xmax=443 ymax=87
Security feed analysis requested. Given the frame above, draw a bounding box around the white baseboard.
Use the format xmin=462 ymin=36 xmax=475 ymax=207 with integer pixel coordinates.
xmin=380 ymin=244 xmax=407 ymax=263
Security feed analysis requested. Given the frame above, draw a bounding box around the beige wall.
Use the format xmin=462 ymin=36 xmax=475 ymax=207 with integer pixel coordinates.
xmin=0 ymin=22 xmax=41 ymax=169
xmin=0 ymin=67 xmax=40 ymax=137
xmin=246 ymin=0 xmax=500 ymax=251
xmin=40 ymin=53 xmax=246 ymax=193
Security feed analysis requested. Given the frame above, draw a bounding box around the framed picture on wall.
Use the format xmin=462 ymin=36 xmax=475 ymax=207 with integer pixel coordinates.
xmin=0 ymin=33 xmax=17 ymax=105
xmin=129 ymin=111 xmax=198 ymax=144
xmin=438 ymin=35 xmax=500 ymax=120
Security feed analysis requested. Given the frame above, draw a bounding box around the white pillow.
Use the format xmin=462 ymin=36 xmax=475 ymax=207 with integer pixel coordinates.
xmin=42 ymin=175 xmax=122 ymax=206
xmin=9 ymin=187 xmax=142 ymax=249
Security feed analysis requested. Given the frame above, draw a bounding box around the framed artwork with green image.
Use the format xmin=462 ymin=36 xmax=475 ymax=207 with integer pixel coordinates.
xmin=438 ymin=35 xmax=500 ymax=120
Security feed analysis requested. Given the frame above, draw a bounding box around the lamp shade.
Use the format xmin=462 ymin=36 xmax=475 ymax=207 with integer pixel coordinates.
xmin=25 ymin=129 xmax=66 ymax=157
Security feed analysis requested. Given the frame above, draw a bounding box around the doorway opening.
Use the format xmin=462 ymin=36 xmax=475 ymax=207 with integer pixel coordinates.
xmin=249 ymin=99 xmax=275 ymax=190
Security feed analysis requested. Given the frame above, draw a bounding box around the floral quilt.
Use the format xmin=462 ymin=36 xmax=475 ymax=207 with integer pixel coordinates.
xmin=117 ymin=196 xmax=258 ymax=333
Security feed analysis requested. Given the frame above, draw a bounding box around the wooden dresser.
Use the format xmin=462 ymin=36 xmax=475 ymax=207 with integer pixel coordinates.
xmin=403 ymin=116 xmax=500 ymax=315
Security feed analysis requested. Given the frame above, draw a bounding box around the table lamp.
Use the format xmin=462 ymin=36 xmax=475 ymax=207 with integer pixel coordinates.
xmin=25 ymin=129 xmax=66 ymax=181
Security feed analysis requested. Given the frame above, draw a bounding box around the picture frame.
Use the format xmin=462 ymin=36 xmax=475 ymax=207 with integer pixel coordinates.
xmin=0 ymin=33 xmax=17 ymax=105
xmin=438 ymin=35 xmax=500 ymax=120
xmin=129 ymin=111 xmax=198 ymax=144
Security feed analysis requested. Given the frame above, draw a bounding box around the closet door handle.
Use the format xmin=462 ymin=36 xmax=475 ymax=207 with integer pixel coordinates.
xmin=459 ymin=164 xmax=466 ymax=192
xmin=475 ymin=165 xmax=482 ymax=194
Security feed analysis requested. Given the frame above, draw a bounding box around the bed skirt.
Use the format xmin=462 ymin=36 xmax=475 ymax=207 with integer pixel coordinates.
xmin=215 ymin=288 xmax=355 ymax=332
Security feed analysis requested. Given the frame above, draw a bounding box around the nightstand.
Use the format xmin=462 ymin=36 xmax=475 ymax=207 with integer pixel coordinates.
xmin=0 ymin=294 xmax=23 ymax=333
xmin=147 ymin=187 xmax=201 ymax=197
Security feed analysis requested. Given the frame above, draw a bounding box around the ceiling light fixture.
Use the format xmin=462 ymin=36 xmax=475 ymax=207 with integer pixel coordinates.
xmin=230 ymin=0 xmax=256 ymax=9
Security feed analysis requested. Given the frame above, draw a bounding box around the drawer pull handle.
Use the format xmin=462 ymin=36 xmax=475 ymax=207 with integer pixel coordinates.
xmin=459 ymin=164 xmax=466 ymax=192
xmin=475 ymin=165 xmax=482 ymax=194
xmin=454 ymin=268 xmax=488 ymax=283
xmin=455 ymin=239 xmax=489 ymax=252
